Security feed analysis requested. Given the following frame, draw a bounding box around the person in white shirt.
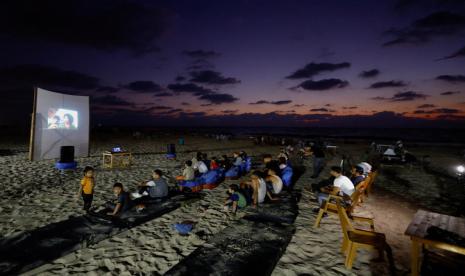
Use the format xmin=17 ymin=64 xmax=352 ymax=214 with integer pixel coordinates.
xmin=358 ymin=162 xmax=372 ymax=175
xmin=313 ymin=166 xmax=355 ymax=212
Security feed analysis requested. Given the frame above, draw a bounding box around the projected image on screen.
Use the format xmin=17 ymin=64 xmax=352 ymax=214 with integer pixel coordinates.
xmin=47 ymin=108 xmax=78 ymax=129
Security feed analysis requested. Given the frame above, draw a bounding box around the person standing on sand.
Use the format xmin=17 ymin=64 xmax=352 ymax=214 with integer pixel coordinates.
xmin=310 ymin=141 xmax=325 ymax=178
xmin=77 ymin=166 xmax=94 ymax=212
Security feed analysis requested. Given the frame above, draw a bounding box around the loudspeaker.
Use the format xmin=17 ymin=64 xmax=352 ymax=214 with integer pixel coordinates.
xmin=60 ymin=146 xmax=75 ymax=163
xmin=167 ymin=144 xmax=176 ymax=154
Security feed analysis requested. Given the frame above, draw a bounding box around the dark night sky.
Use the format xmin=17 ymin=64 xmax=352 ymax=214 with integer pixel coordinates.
xmin=1 ymin=0 xmax=464 ymax=127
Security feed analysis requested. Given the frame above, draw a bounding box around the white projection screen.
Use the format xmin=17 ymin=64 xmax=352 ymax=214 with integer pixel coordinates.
xmin=29 ymin=87 xmax=90 ymax=161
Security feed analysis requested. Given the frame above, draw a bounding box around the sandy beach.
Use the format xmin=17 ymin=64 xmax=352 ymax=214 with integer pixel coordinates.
xmin=0 ymin=134 xmax=464 ymax=275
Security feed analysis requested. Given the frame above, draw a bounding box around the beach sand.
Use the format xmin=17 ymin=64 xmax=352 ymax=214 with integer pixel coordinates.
xmin=0 ymin=135 xmax=464 ymax=275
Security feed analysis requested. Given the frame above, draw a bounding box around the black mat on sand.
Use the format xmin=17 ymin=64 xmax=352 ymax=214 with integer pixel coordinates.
xmin=0 ymin=193 xmax=201 ymax=275
xmin=165 ymin=190 xmax=300 ymax=276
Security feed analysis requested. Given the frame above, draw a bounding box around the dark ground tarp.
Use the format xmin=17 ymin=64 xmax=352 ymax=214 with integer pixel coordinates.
xmin=165 ymin=190 xmax=301 ymax=276
xmin=0 ymin=193 xmax=201 ymax=275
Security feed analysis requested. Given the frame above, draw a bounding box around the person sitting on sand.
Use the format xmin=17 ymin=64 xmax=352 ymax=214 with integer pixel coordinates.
xmin=313 ymin=166 xmax=354 ymax=213
xmin=223 ymin=184 xmax=247 ymax=213
xmin=239 ymin=150 xmax=248 ymax=160
xmin=176 ymin=160 xmax=195 ymax=181
xmin=132 ymin=169 xmax=169 ymax=200
xmin=277 ymin=148 xmax=289 ymax=160
xmin=350 ymin=165 xmax=365 ymax=187
xmin=219 ymin=155 xmax=231 ymax=170
xmin=210 ymin=157 xmax=220 ymax=170
xmin=107 ymin=183 xmax=132 ymax=216
xmin=77 ymin=166 xmax=95 ymax=212
xmin=265 ymin=168 xmax=283 ymax=201
xmin=232 ymin=152 xmax=243 ymax=166
xmin=263 ymin=154 xmax=280 ymax=173
xmin=240 ymin=171 xmax=266 ymax=207
xmin=193 ymin=155 xmax=209 ymax=175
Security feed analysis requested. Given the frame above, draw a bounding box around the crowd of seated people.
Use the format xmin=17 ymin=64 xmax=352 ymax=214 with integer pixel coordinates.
xmin=311 ymin=159 xmax=375 ymax=214
xmin=313 ymin=166 xmax=355 ymax=214
xmin=90 ymin=148 xmax=295 ymax=217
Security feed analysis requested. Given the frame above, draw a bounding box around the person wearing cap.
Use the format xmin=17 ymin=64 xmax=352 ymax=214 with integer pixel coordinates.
xmin=357 ymin=162 xmax=372 ymax=176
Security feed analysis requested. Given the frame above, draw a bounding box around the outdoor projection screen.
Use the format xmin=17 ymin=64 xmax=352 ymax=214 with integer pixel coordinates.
xmin=29 ymin=87 xmax=90 ymax=161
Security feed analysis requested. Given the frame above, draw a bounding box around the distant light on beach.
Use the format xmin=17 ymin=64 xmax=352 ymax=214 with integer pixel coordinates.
xmin=457 ymin=165 xmax=465 ymax=174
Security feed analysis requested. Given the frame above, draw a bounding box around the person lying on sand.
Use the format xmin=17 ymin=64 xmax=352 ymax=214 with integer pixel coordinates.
xmin=132 ymin=169 xmax=169 ymax=201
xmin=313 ymin=166 xmax=354 ymax=213
xmin=107 ymin=183 xmax=132 ymax=216
xmin=224 ymin=184 xmax=247 ymax=213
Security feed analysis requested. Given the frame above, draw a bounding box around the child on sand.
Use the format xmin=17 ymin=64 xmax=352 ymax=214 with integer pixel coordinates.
xmin=77 ymin=166 xmax=94 ymax=211
xmin=223 ymin=184 xmax=247 ymax=213
xmin=107 ymin=183 xmax=132 ymax=216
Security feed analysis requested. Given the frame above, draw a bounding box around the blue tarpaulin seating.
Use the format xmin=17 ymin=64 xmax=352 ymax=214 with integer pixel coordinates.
xmin=179 ymin=168 xmax=226 ymax=192
xmin=281 ymin=166 xmax=293 ymax=187
xmin=225 ymin=165 xmax=241 ymax=179
xmin=55 ymin=161 xmax=77 ymax=170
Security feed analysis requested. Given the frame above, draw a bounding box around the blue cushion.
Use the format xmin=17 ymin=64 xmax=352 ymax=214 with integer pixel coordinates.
xmin=225 ymin=166 xmax=240 ymax=178
xmin=172 ymin=223 xmax=193 ymax=235
xmin=55 ymin=161 xmax=77 ymax=170
xmin=166 ymin=153 xmax=176 ymax=159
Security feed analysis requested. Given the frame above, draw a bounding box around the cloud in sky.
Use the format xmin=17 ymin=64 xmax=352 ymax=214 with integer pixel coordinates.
xmin=95 ymin=86 xmax=119 ymax=94
xmin=372 ymin=91 xmax=429 ymax=101
xmin=369 ymin=80 xmax=407 ymax=89
xmin=249 ymin=100 xmax=292 ymax=105
xmin=92 ymin=95 xmax=134 ymax=107
xmin=383 ymin=11 xmax=465 ymax=46
xmin=189 ymin=70 xmax=240 ymax=85
xmin=0 ymin=64 xmax=100 ymax=90
xmin=436 ymin=74 xmax=465 ymax=83
xmin=438 ymin=45 xmax=465 ymax=60
xmin=182 ymin=50 xmax=221 ymax=59
xmin=310 ymin=108 xmax=335 ymax=112
xmin=417 ymin=104 xmax=436 ymax=108
xmin=122 ymin=80 xmax=163 ymax=93
xmin=154 ymin=92 xmax=173 ymax=97
xmin=294 ymin=78 xmax=349 ymax=91
xmin=414 ymin=108 xmax=461 ymax=114
xmin=359 ymin=69 xmax=380 ymax=78
xmin=0 ymin=0 xmax=168 ymax=55
xmin=286 ymin=62 xmax=351 ymax=79
xmin=167 ymin=82 xmax=238 ymax=105
xmin=198 ymin=93 xmax=238 ymax=105
xmin=440 ymin=91 xmax=461 ymax=95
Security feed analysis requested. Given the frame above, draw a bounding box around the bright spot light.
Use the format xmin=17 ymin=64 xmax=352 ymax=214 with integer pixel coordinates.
xmin=457 ymin=165 xmax=465 ymax=174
